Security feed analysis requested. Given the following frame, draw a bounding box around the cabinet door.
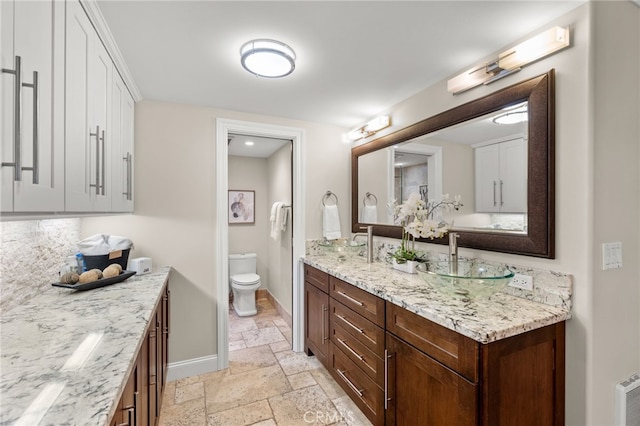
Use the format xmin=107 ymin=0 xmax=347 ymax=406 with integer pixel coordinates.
xmin=386 ymin=333 xmax=478 ymax=426
xmin=1 ymin=0 xmax=65 ymax=212
xmin=111 ymin=73 xmax=134 ymax=212
xmin=304 ymin=281 xmax=329 ymax=366
xmin=148 ymin=311 xmax=160 ymax=426
xmin=474 ymin=143 xmax=501 ymax=213
xmin=65 ymin=0 xmax=112 ymax=212
xmin=499 ymin=138 xmax=527 ymax=213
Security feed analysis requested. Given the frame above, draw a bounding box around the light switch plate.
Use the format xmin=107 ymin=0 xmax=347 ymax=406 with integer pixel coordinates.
xmin=602 ymin=242 xmax=623 ymax=270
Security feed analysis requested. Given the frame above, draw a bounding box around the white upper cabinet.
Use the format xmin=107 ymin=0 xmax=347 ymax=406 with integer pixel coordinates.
xmin=65 ymin=0 xmax=114 ymax=212
xmin=475 ymin=138 xmax=527 ymax=213
xmin=111 ymin=72 xmax=134 ymax=212
xmin=1 ymin=0 xmax=65 ymax=213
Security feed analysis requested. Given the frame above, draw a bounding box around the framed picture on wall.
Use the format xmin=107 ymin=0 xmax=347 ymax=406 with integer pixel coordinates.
xmin=229 ymin=190 xmax=255 ymax=224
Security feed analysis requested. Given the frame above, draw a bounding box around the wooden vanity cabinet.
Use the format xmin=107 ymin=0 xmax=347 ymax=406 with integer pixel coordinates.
xmin=110 ymin=281 xmax=170 ymax=426
xmin=386 ymin=302 xmax=565 ymax=426
xmin=304 ymin=265 xmax=330 ymax=367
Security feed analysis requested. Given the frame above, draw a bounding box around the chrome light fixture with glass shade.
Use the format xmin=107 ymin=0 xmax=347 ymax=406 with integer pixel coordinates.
xmin=240 ymin=39 xmax=296 ymax=78
xmin=447 ymin=26 xmax=570 ymax=94
xmin=348 ymin=116 xmax=391 ymax=141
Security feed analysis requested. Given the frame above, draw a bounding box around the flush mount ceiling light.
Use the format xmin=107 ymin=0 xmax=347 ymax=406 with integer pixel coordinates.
xmin=240 ymin=39 xmax=296 ymax=78
xmin=447 ymin=26 xmax=570 ymax=95
xmin=493 ymin=104 xmax=529 ymax=125
xmin=348 ymin=116 xmax=391 ymax=141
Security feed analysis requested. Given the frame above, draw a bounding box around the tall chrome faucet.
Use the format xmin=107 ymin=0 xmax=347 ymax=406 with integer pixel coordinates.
xmin=449 ymin=232 xmax=460 ymax=275
xmin=353 ymin=226 xmax=374 ymax=263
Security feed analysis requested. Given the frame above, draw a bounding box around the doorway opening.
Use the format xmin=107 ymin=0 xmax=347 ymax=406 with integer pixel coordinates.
xmin=215 ymin=119 xmax=305 ymax=370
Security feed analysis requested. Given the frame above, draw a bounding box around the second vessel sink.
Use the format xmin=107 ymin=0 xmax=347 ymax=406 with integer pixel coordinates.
xmin=416 ymin=260 xmax=514 ymax=301
xmin=318 ymin=238 xmax=366 ymax=261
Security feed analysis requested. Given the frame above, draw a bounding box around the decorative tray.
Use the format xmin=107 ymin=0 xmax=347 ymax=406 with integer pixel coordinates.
xmin=52 ymin=270 xmax=137 ymax=291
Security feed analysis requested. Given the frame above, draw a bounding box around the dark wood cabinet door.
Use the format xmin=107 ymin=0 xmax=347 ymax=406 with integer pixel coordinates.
xmin=304 ymin=281 xmax=329 ymax=366
xmin=386 ymin=333 xmax=478 ymax=426
xmin=482 ymin=322 xmax=565 ymax=426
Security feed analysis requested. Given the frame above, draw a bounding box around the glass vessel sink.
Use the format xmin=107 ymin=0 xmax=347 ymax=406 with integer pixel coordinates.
xmin=318 ymin=238 xmax=366 ymax=261
xmin=416 ymin=260 xmax=514 ymax=301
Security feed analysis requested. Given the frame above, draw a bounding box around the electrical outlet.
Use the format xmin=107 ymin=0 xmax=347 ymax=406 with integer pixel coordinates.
xmin=509 ymin=274 xmax=533 ymax=291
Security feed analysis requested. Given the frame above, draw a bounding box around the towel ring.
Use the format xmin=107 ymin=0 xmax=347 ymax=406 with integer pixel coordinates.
xmin=363 ymin=192 xmax=378 ymax=206
xmin=322 ymin=191 xmax=338 ymax=206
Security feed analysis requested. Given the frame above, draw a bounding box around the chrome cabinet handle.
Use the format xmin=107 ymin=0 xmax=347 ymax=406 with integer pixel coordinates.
xmin=492 ymin=180 xmax=497 ymax=207
xmin=1 ymin=56 xmax=23 ymax=181
xmin=89 ymin=126 xmax=100 ymax=194
xmin=337 ymin=337 xmax=363 ymax=360
xmin=336 ymin=369 xmax=363 ymax=397
xmin=500 ymin=179 xmax=504 ymax=206
xmin=336 ymin=314 xmax=363 ymax=334
xmin=384 ymin=349 xmax=392 ymax=410
xmin=20 ymin=70 xmax=39 ymax=184
xmin=321 ymin=304 xmax=328 ymax=342
xmin=100 ymin=130 xmax=106 ymax=195
xmin=123 ymin=152 xmax=133 ymax=200
xmin=336 ymin=291 xmax=364 ymax=307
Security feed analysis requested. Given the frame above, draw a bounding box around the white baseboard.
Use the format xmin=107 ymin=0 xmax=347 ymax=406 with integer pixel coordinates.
xmin=166 ymin=354 xmax=219 ymax=382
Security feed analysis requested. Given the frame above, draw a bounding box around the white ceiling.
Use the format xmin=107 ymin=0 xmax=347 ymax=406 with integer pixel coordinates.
xmin=97 ymin=1 xmax=585 ymax=129
xmin=228 ymin=133 xmax=291 ymax=158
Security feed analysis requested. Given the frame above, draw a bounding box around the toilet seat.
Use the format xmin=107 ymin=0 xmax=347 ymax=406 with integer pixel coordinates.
xmin=231 ymin=273 xmax=260 ymax=286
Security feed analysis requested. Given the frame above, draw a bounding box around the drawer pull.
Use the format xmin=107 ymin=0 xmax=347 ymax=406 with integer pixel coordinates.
xmin=336 ymin=290 xmax=364 ymax=307
xmin=336 ymin=314 xmax=364 ymax=334
xmin=337 ymin=369 xmax=364 ymax=397
xmin=337 ymin=337 xmax=364 ymax=361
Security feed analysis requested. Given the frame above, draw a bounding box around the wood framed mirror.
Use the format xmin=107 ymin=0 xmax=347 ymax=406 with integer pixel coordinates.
xmin=351 ymin=70 xmax=555 ymax=258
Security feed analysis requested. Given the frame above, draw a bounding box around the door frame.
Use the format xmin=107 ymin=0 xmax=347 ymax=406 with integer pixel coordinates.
xmin=215 ymin=118 xmax=305 ymax=369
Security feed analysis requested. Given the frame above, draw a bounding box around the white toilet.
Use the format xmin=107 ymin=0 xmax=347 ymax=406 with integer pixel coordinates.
xmin=229 ymin=253 xmax=261 ymax=317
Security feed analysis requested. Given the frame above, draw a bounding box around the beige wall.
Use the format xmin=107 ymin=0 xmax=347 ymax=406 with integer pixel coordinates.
xmin=82 ymin=101 xmax=349 ymax=365
xmin=267 ymin=143 xmax=293 ymax=314
xmin=353 ymin=4 xmax=640 ymax=425
xmin=228 ymin=156 xmax=269 ymax=288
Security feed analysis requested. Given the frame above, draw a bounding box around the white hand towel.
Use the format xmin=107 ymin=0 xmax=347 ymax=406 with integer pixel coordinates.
xmin=362 ymin=205 xmax=378 ymax=223
xmin=271 ymin=202 xmax=284 ymax=241
xmin=323 ymin=204 xmax=341 ymax=240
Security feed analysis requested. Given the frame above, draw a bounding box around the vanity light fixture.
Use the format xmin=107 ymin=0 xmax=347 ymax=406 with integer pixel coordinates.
xmin=348 ymin=116 xmax=391 ymax=141
xmin=240 ymin=39 xmax=296 ymax=78
xmin=447 ymin=26 xmax=570 ymax=94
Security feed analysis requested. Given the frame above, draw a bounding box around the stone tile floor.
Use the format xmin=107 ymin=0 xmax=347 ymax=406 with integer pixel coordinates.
xmin=158 ymin=298 xmax=372 ymax=426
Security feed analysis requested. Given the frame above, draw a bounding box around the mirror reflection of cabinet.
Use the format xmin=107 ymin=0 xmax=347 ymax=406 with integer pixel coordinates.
xmin=475 ymin=138 xmax=527 ymax=214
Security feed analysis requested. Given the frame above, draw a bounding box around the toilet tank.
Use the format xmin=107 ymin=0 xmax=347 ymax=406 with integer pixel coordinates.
xmin=229 ymin=253 xmax=257 ymax=276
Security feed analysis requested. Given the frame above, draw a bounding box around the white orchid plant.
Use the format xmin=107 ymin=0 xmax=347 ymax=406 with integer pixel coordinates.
xmin=389 ymin=192 xmax=463 ymax=264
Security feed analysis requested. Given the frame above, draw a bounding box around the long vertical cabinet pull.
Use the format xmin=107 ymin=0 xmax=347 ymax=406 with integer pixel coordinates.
xmin=384 ymin=349 xmax=392 ymax=410
xmin=89 ymin=126 xmax=100 ymax=194
xmin=122 ymin=152 xmax=132 ymax=200
xmin=321 ymin=304 xmax=328 ymax=342
xmin=492 ymin=181 xmax=497 ymax=207
xmin=20 ymin=70 xmax=39 ymax=183
xmin=100 ymin=129 xmax=106 ymax=195
xmin=1 ymin=56 xmax=23 ymax=181
xmin=499 ymin=179 xmax=504 ymax=207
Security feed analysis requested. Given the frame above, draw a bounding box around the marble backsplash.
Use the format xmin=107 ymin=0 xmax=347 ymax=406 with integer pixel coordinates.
xmin=0 ymin=219 xmax=81 ymax=313
xmin=306 ymin=238 xmax=572 ymax=313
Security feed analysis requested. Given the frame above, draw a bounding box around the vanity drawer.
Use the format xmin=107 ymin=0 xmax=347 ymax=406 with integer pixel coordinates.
xmin=386 ymin=301 xmax=480 ymax=382
xmin=330 ymin=299 xmax=385 ymax=358
xmin=330 ymin=320 xmax=384 ymax=385
xmin=304 ymin=265 xmax=329 ymax=293
xmin=329 ymin=276 xmax=385 ymax=326
xmin=329 ymin=342 xmax=384 ymax=426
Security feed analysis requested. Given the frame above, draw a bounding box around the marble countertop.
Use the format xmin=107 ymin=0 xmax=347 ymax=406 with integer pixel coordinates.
xmin=303 ymin=255 xmax=570 ymax=344
xmin=0 ymin=267 xmax=171 ymax=426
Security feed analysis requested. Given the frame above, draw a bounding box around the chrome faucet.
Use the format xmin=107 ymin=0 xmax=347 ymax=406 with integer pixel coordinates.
xmin=353 ymin=226 xmax=374 ymax=263
xmin=449 ymin=232 xmax=460 ymax=275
